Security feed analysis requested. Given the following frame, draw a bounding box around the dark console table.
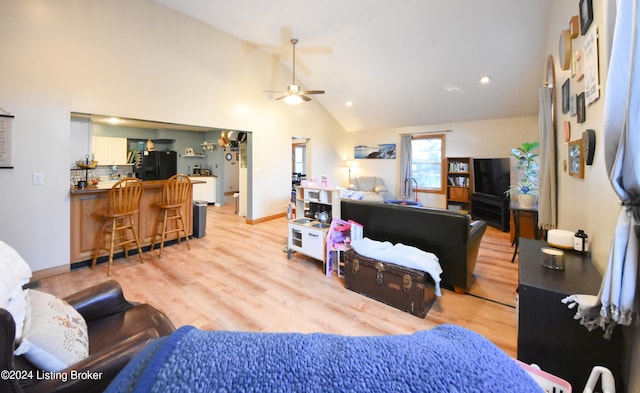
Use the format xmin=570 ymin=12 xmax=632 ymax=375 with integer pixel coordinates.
xmin=517 ymin=239 xmax=623 ymax=391
xmin=470 ymin=193 xmax=509 ymax=231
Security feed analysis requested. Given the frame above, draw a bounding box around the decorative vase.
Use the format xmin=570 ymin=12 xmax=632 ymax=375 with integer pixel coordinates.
xmin=518 ymin=193 xmax=536 ymax=208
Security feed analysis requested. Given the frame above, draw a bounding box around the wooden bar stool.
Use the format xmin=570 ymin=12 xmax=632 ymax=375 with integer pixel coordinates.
xmin=92 ymin=177 xmax=144 ymax=276
xmin=151 ymin=174 xmax=191 ymax=257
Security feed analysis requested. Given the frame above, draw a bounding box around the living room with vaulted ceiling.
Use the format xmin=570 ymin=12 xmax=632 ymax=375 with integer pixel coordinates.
xmin=1 ymin=0 xmax=638 ymax=390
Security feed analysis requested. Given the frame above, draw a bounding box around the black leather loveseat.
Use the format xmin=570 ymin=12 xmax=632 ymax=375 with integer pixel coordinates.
xmin=341 ymin=200 xmax=487 ymax=293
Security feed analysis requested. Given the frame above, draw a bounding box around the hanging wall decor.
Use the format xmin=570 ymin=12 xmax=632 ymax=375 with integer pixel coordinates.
xmin=568 ymin=139 xmax=584 ymax=178
xmin=354 ymin=143 xmax=396 ymax=159
xmin=562 ymin=78 xmax=570 ymax=114
xmin=579 ymin=0 xmax=593 ymax=35
xmin=584 ymin=27 xmax=600 ymax=105
xmin=0 ymin=112 xmax=14 ymax=168
xmin=581 ymin=129 xmax=596 ymax=165
xmin=575 ymin=48 xmax=585 ymax=81
xmin=577 ymin=92 xmax=586 ymax=123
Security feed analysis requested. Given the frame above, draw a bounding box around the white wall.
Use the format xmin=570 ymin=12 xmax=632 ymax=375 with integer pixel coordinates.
xmin=545 ymin=1 xmax=637 ymax=390
xmin=547 ymin=0 xmax=619 ymax=272
xmin=340 ymin=116 xmax=539 ymax=207
xmin=0 ymin=0 xmax=345 ymax=272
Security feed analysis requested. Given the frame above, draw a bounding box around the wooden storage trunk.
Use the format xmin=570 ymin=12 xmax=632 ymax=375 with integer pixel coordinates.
xmin=344 ymin=249 xmax=436 ymax=318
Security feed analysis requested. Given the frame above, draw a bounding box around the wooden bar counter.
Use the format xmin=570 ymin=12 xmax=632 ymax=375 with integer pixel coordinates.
xmin=70 ymin=179 xmax=200 ymax=264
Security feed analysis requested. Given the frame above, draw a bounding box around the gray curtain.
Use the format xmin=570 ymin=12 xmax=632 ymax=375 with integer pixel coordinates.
xmin=400 ymin=135 xmax=412 ymax=198
xmin=563 ymin=0 xmax=639 ymax=337
xmin=537 ymin=87 xmax=557 ymax=229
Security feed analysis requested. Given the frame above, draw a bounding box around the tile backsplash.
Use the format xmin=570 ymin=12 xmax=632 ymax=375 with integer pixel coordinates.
xmin=70 ymin=165 xmax=135 ymax=184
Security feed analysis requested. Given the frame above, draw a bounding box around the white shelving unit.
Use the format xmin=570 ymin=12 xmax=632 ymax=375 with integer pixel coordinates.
xmin=287 ymin=186 xmax=341 ymax=263
xmin=294 ymin=186 xmax=341 ymax=221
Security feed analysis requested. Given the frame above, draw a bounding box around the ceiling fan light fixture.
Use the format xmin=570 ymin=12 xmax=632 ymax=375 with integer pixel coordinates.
xmin=284 ymin=94 xmax=303 ymax=105
xmin=265 ymin=38 xmax=325 ymax=104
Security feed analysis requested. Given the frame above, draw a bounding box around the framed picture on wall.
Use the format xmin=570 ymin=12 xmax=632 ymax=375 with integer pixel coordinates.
xmin=0 ymin=114 xmax=14 ymax=168
xmin=577 ymin=92 xmax=586 ymax=123
xmin=354 ymin=143 xmax=396 ymax=159
xmin=562 ymin=79 xmax=570 ymax=114
xmin=579 ymin=0 xmax=593 ymax=35
xmin=584 ymin=27 xmax=600 ymax=105
xmin=568 ymin=139 xmax=584 ymax=178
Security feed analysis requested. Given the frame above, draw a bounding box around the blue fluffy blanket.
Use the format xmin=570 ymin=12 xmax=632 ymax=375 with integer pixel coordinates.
xmin=106 ymin=325 xmax=541 ymax=393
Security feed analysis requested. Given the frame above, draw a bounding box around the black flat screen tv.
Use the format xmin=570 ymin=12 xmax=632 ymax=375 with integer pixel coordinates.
xmin=473 ymin=158 xmax=510 ymax=198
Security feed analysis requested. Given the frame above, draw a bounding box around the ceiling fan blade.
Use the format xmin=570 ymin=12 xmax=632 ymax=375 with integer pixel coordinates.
xmin=274 ymin=95 xmax=287 ymax=101
xmin=300 ymin=95 xmax=312 ymax=102
xmin=263 ymin=90 xmax=287 ymax=93
xmin=301 ymin=90 xmax=325 ymax=95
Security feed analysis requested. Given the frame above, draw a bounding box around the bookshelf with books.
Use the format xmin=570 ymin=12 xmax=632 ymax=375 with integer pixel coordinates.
xmin=446 ymin=157 xmax=472 ymax=212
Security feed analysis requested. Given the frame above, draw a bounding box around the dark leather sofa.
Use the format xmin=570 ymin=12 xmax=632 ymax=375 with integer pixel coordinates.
xmin=341 ymin=200 xmax=487 ymax=293
xmin=1 ymin=280 xmax=175 ymax=393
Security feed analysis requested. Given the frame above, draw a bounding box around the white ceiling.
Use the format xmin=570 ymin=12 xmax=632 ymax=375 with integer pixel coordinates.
xmin=152 ymin=0 xmax=551 ymax=132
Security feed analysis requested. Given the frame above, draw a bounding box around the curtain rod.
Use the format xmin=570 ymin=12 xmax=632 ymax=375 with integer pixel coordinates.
xmin=399 ymin=129 xmax=451 ymax=136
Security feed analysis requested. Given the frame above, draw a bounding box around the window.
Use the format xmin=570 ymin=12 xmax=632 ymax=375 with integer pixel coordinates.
xmin=411 ymin=134 xmax=445 ymax=193
xmin=293 ymin=145 xmax=306 ymax=174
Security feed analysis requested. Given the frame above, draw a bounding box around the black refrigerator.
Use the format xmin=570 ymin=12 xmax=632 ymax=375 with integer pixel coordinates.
xmin=135 ymin=151 xmax=177 ymax=180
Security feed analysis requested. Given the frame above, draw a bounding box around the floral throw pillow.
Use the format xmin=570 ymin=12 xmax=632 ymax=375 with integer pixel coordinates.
xmin=15 ymin=289 xmax=89 ymax=371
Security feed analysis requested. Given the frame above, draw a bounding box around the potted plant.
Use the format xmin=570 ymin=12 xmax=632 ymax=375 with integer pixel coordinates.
xmin=506 ymin=141 xmax=539 ymax=208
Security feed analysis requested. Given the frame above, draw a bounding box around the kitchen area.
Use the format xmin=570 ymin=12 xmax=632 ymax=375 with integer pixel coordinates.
xmin=69 ymin=113 xmax=249 ymax=264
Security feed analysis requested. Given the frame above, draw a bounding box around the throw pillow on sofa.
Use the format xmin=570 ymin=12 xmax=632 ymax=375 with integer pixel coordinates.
xmin=0 ymin=240 xmax=33 ymax=343
xmin=14 ymin=289 xmax=89 ymax=371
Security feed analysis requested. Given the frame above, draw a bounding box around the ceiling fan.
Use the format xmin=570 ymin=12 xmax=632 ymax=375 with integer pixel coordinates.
xmin=265 ymin=38 xmax=325 ymax=105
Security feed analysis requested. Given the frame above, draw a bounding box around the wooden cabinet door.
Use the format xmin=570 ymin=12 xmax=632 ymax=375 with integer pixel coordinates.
xmin=70 ymin=193 xmax=107 ymax=262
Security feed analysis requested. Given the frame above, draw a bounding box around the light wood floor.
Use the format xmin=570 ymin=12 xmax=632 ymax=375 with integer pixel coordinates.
xmin=37 ymin=200 xmax=520 ymax=357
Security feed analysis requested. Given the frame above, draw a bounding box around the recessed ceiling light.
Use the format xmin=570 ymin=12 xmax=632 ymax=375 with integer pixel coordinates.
xmin=480 ymin=76 xmax=491 ymax=84
xmin=346 ymin=101 xmax=353 ymax=107
xmin=445 ymin=86 xmax=463 ymax=93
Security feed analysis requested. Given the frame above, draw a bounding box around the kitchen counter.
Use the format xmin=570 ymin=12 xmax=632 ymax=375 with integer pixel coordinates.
xmin=70 ymin=178 xmax=203 ymax=264
xmin=71 ymin=179 xmax=206 ymax=194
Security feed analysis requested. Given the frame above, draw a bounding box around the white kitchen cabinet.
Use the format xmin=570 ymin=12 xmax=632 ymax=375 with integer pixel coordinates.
xmin=92 ymin=136 xmax=128 ymax=165
xmin=189 ymin=176 xmax=217 ymax=204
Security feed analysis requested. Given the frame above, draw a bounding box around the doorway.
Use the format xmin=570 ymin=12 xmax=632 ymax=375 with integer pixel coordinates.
xmin=292 ymin=137 xmax=309 ymax=199
xmin=220 ymin=130 xmax=250 ymax=217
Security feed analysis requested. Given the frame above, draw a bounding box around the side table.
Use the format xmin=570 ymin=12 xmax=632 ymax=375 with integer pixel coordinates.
xmin=510 ymin=200 xmax=538 ymax=262
xmin=517 ymin=239 xmax=624 ymax=391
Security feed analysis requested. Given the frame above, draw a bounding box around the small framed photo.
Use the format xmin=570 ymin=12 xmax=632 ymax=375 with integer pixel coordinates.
xmin=562 ymin=79 xmax=570 ymax=114
xmin=570 ymin=94 xmax=577 ymax=116
xmin=577 ymin=92 xmax=586 ymax=123
xmin=568 ymin=139 xmax=584 ymax=178
xmin=575 ymin=48 xmax=585 ymax=81
xmin=580 ymin=0 xmax=593 ymax=35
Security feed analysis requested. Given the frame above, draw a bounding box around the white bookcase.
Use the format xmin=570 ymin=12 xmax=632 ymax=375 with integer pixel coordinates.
xmin=287 ymin=186 xmax=341 ymax=263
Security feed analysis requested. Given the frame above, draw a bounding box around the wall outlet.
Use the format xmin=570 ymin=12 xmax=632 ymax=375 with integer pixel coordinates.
xmin=32 ymin=172 xmax=45 ymax=185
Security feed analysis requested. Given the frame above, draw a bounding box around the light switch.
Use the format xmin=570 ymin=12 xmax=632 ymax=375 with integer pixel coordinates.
xmin=32 ymin=172 xmax=45 ymax=185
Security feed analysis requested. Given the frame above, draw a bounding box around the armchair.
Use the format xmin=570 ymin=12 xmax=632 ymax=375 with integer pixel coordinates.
xmin=347 ymin=176 xmax=388 ymax=201
xmin=1 ymin=280 xmax=175 ymax=393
